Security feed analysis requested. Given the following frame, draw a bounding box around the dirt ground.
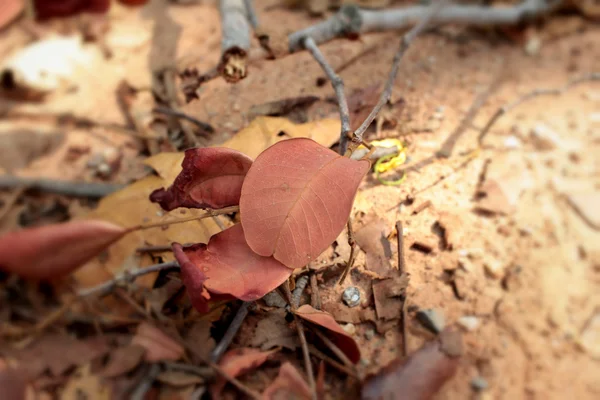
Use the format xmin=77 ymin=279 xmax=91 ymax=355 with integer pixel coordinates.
xmin=0 ymin=0 xmax=599 ymax=399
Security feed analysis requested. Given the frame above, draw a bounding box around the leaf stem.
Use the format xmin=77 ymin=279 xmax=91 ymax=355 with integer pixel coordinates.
xmin=131 ymin=206 xmax=239 ymax=231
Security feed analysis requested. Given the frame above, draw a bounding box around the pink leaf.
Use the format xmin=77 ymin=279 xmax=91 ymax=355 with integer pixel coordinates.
xmin=240 ymin=138 xmax=370 ymax=269
xmin=211 ymin=348 xmax=278 ymax=398
xmin=295 ymin=304 xmax=360 ymax=364
xmin=172 ymin=224 xmax=292 ymax=312
xmin=150 ymin=147 xmax=253 ymax=211
xmin=263 ymin=362 xmax=312 ymax=400
xmin=0 ymin=220 xmax=125 ymax=280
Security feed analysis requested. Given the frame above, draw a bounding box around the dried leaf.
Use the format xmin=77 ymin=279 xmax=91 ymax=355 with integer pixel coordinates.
xmin=263 ymin=362 xmax=312 ymax=400
xmin=150 ymin=147 xmax=252 ymax=211
xmin=156 ymin=370 xmax=204 ymax=387
xmin=354 ymin=219 xmax=393 ymax=276
xmin=61 ymin=364 xmax=110 ymax=400
xmin=132 ymin=323 xmax=184 ymax=362
xmin=250 ymin=309 xmax=297 ymax=350
xmin=361 ymin=330 xmax=463 ymax=400
xmin=295 ymin=304 xmax=360 ymax=364
xmin=101 ymin=345 xmax=146 ymax=378
xmin=183 ymin=320 xmax=216 ymax=361
xmin=240 ymin=138 xmax=370 ymax=269
xmin=211 ymin=348 xmax=278 ymax=398
xmin=372 ymin=274 xmax=409 ymax=320
xmin=0 ymin=220 xmax=125 ymax=280
xmin=221 ymin=117 xmax=342 ymax=159
xmin=173 ymin=224 xmax=292 ymax=312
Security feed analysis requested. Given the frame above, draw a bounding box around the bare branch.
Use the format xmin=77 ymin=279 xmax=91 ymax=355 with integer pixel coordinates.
xmin=0 ymin=175 xmax=123 ymax=198
xmin=219 ymin=0 xmax=252 ymax=83
xmin=211 ymin=301 xmax=252 ymax=362
xmin=353 ymin=0 xmax=446 ymax=142
xmin=303 ymin=36 xmax=351 ymax=154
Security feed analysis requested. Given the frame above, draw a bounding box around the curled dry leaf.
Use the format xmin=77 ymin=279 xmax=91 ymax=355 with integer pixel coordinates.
xmin=211 ymin=348 xmax=278 ymax=398
xmin=132 ymin=323 xmax=184 ymax=362
xmin=173 ymin=224 xmax=292 ymax=313
xmin=295 ymin=304 xmax=360 ymax=364
xmin=362 ymin=329 xmax=463 ymax=400
xmin=0 ymin=220 xmax=125 ymax=280
xmin=150 ymin=147 xmax=253 ymax=211
xmin=263 ymin=362 xmax=312 ymax=400
xmin=240 ymin=138 xmax=370 ymax=269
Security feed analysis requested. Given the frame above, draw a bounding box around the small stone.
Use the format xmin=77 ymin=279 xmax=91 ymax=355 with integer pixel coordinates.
xmin=484 ymin=259 xmax=505 ymax=279
xmin=416 ymin=308 xmax=445 ymax=334
xmin=471 ymin=376 xmax=489 ymax=392
xmin=504 ymin=135 xmax=521 ymax=149
xmin=342 ymin=323 xmax=356 ymax=335
xmin=530 ymin=123 xmax=562 ymax=150
xmin=342 ymin=286 xmax=361 ymax=308
xmin=96 ymin=163 xmax=112 ymax=178
xmin=364 ymin=329 xmax=375 ymax=340
xmin=457 ymin=315 xmax=480 ymax=332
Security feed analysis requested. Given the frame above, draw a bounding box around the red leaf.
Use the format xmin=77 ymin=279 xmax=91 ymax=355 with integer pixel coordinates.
xmin=211 ymin=348 xmax=278 ymax=398
xmin=295 ymin=304 xmax=361 ymax=364
xmin=362 ymin=329 xmax=462 ymax=400
xmin=0 ymin=220 xmax=125 ymax=280
xmin=150 ymin=147 xmax=253 ymax=211
xmin=173 ymin=224 xmax=292 ymax=312
xmin=240 ymin=138 xmax=370 ymax=269
xmin=263 ymin=362 xmax=312 ymax=400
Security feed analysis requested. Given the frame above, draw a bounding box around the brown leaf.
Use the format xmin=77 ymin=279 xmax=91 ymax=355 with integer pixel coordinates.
xmin=354 ymin=219 xmax=393 ymax=276
xmin=240 ymin=138 xmax=370 ymax=269
xmin=372 ymin=274 xmax=409 ymax=321
xmin=211 ymin=348 xmax=278 ymax=398
xmin=263 ymin=362 xmax=312 ymax=400
xmin=250 ymin=309 xmax=297 ymax=350
xmin=101 ymin=345 xmax=146 ymax=378
xmin=361 ymin=330 xmax=463 ymax=400
xmin=173 ymin=224 xmax=292 ymax=313
xmin=150 ymin=147 xmax=253 ymax=211
xmin=183 ymin=320 xmax=216 ymax=361
xmin=132 ymin=323 xmax=184 ymax=362
xmin=156 ymin=370 xmax=204 ymax=387
xmin=61 ymin=364 xmax=110 ymax=400
xmin=295 ymin=305 xmax=360 ymax=364
xmin=0 ymin=220 xmax=125 ymax=280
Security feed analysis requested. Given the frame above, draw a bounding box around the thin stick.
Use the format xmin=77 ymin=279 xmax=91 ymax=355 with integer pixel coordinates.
xmin=153 ymin=106 xmax=214 ymax=133
xmin=396 ymin=221 xmax=409 ymax=357
xmin=478 ymin=72 xmax=600 ymax=145
xmin=311 ymin=327 xmax=355 ymax=370
xmin=281 ymin=281 xmax=317 ymax=400
xmin=131 ymin=363 xmax=161 ymax=400
xmin=353 ymin=0 xmax=446 ymax=142
xmin=133 ymin=206 xmax=239 ymax=231
xmin=308 ymin=345 xmax=359 ymax=378
xmin=310 ymin=274 xmax=321 ymax=310
xmin=303 ymin=36 xmax=351 ymax=155
xmin=78 ymin=261 xmax=179 ymax=298
xmin=396 ymin=221 xmax=406 ymax=274
xmin=292 ymin=275 xmax=310 ymax=309
xmin=0 ymin=175 xmax=123 ymax=198
xmin=211 ymin=301 xmax=252 ymax=362
xmin=337 ymin=219 xmax=356 ymax=285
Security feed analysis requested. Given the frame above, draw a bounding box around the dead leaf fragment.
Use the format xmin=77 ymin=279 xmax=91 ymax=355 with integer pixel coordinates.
xmin=156 ymin=370 xmax=204 ymax=387
xmin=355 ymin=219 xmax=393 ymax=276
xmin=250 ymin=309 xmax=297 ymax=350
xmin=372 ymin=274 xmax=408 ymax=320
xmin=101 ymin=345 xmax=146 ymax=378
xmin=263 ymin=362 xmax=312 ymax=400
xmin=61 ymin=364 xmax=110 ymax=400
xmin=0 ymin=220 xmax=125 ymax=280
xmin=183 ymin=320 xmax=216 ymax=361
xmin=295 ymin=304 xmax=360 ymax=363
xmin=362 ymin=330 xmax=463 ymax=400
xmin=132 ymin=323 xmax=184 ymax=362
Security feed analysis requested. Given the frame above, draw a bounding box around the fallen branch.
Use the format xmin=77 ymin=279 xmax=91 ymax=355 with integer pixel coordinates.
xmin=0 ymin=175 xmax=124 ymax=198
xmin=211 ymin=301 xmax=252 ymax=362
xmin=478 ymin=72 xmax=600 ymax=145
xmin=219 ymin=0 xmax=252 ymax=83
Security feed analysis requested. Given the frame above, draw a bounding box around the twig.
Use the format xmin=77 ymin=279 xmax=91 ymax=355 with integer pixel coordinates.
xmin=311 ymin=326 xmax=355 ymax=370
xmin=153 ymin=106 xmax=215 ymax=134
xmin=78 ymin=261 xmax=179 ymax=298
xmin=337 ymin=219 xmax=356 ymax=285
xmin=133 ymin=205 xmax=239 ymax=231
xmin=0 ymin=175 xmax=124 ymax=198
xmin=308 ymin=345 xmax=359 ymax=378
xmin=478 ymin=72 xmax=600 ymax=145
xmin=281 ymin=281 xmax=317 ymax=400
xmin=211 ymin=301 xmax=252 ymax=362
xmin=396 ymin=221 xmax=409 ymax=357
xmin=292 ymin=275 xmax=310 ymax=309
xmin=131 ymin=363 xmax=161 ymax=400
xmin=219 ymin=0 xmax=252 ymax=82
xmin=243 ymin=0 xmax=259 ymax=29
xmin=303 ymin=36 xmax=351 ymax=155
xmin=310 ymin=274 xmax=321 ymax=310
xmin=353 ymin=0 xmax=446 ymax=142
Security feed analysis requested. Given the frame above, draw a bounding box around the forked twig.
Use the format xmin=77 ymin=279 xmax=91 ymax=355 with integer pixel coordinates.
xmin=478 ymin=72 xmax=600 ymax=145
xmin=211 ymin=301 xmax=252 ymax=362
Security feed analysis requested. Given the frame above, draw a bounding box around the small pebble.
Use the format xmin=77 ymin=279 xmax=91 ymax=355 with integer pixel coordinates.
xmin=504 ymin=135 xmax=521 ymax=149
xmin=364 ymin=329 xmax=375 ymax=340
xmin=342 ymin=323 xmax=356 ymax=335
xmin=525 ymin=36 xmax=541 ymax=56
xmin=484 ymin=259 xmax=505 ymax=279
xmin=471 ymin=376 xmax=489 ymax=392
xmin=457 ymin=315 xmax=480 ymax=332
xmin=416 ymin=308 xmax=445 ymax=334
xmin=342 ymin=287 xmax=361 ymax=308
xmin=96 ymin=163 xmax=112 ymax=178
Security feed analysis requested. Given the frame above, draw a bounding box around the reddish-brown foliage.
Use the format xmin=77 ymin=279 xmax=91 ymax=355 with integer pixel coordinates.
xmin=240 ymin=138 xmax=370 ymax=269
xmin=263 ymin=362 xmax=312 ymax=400
xmin=151 ymin=147 xmax=252 ymax=211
